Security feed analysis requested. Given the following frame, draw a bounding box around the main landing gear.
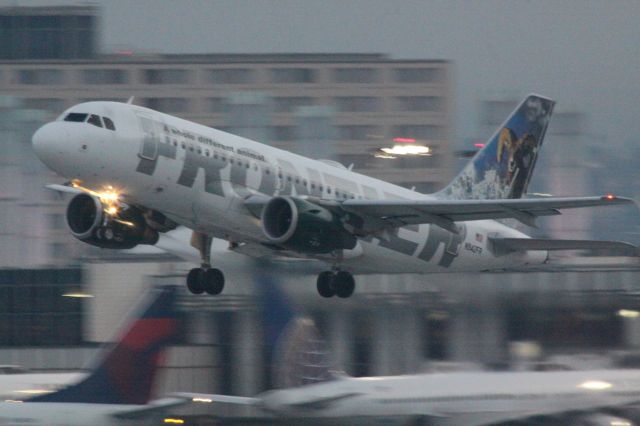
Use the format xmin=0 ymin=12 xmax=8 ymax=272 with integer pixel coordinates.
xmin=186 ymin=232 xmax=225 ymax=295
xmin=316 ymin=270 xmax=355 ymax=298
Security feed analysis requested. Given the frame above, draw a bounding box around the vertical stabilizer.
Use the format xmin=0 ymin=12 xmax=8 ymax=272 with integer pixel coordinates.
xmin=256 ymin=274 xmax=339 ymax=389
xmin=30 ymin=286 xmax=181 ymax=405
xmin=438 ymin=94 xmax=555 ymax=200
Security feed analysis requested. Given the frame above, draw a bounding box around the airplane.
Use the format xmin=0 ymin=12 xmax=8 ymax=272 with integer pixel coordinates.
xmin=180 ymin=276 xmax=640 ymax=426
xmin=0 ymin=365 xmax=83 ymax=402
xmin=31 ymin=94 xmax=636 ymax=298
xmin=0 ymin=286 xmax=187 ymax=425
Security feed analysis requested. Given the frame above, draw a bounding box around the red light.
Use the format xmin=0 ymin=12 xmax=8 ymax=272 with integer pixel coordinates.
xmin=474 ymin=143 xmax=485 ymax=148
xmin=604 ymin=194 xmax=616 ymax=200
xmin=393 ymin=137 xmax=416 ymax=144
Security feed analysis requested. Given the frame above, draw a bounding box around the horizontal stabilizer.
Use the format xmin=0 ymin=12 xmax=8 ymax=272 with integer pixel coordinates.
xmin=489 ymin=237 xmax=638 ymax=256
xmin=287 ymin=392 xmax=363 ymax=410
xmin=111 ymin=397 xmax=190 ymax=419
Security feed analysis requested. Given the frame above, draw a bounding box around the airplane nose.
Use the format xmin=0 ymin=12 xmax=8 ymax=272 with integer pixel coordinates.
xmin=32 ymin=122 xmax=70 ymax=167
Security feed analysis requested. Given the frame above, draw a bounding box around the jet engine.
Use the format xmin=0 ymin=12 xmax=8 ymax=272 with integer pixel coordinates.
xmin=261 ymin=196 xmax=357 ymax=254
xmin=66 ymin=193 xmax=159 ymax=249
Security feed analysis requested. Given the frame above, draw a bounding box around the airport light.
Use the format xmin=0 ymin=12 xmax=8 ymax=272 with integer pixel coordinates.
xmin=374 ymin=137 xmax=432 ymax=159
xmin=617 ymin=309 xmax=640 ymax=318
xmin=163 ymin=419 xmax=185 ymax=424
xmin=578 ymin=380 xmax=612 ymax=391
xmin=62 ymin=292 xmax=94 ymax=298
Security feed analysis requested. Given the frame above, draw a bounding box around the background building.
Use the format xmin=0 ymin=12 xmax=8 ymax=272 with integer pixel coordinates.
xmin=2 ymin=7 xmax=640 ymax=421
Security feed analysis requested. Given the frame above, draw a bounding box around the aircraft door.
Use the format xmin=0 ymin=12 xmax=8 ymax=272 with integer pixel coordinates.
xmin=136 ymin=114 xmax=159 ymax=160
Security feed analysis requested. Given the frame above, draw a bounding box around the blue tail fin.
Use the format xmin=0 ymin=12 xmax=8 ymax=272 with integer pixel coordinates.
xmin=255 ymin=272 xmax=337 ymax=389
xmin=30 ymin=286 xmax=181 ymax=405
xmin=438 ymin=94 xmax=555 ymax=200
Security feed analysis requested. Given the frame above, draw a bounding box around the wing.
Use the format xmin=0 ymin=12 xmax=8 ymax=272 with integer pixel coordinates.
xmin=336 ymin=195 xmax=633 ymax=233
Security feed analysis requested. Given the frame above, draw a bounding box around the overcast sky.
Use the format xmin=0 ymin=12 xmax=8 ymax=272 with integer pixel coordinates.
xmin=6 ymin=0 xmax=640 ymax=150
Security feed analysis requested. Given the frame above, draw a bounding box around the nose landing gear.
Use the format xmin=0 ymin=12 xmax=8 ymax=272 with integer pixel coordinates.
xmin=316 ymin=270 xmax=355 ymax=298
xmin=186 ymin=232 xmax=225 ymax=295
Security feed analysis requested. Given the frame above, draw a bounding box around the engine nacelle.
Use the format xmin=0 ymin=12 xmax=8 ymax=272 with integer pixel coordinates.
xmin=66 ymin=193 xmax=159 ymax=249
xmin=261 ymin=196 xmax=357 ymax=254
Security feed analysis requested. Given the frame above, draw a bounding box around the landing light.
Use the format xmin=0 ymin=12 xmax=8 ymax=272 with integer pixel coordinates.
xmin=578 ymin=380 xmax=612 ymax=391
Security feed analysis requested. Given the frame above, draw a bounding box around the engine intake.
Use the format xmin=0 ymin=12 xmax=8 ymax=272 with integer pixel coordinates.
xmin=261 ymin=196 xmax=356 ymax=254
xmin=66 ymin=193 xmax=158 ymax=249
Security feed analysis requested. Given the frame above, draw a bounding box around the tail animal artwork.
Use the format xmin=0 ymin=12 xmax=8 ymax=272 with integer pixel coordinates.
xmin=439 ymin=94 xmax=555 ymax=200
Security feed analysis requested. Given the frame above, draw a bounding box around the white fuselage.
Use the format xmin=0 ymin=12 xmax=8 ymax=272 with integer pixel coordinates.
xmin=0 ymin=402 xmax=157 ymax=426
xmin=0 ymin=372 xmax=83 ymax=402
xmin=33 ymin=101 xmax=547 ymax=274
xmin=260 ymin=369 xmax=640 ymax=425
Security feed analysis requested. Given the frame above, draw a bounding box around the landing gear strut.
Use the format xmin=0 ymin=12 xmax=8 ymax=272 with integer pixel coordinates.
xmin=186 ymin=232 xmax=225 ymax=295
xmin=316 ymin=270 xmax=355 ymax=298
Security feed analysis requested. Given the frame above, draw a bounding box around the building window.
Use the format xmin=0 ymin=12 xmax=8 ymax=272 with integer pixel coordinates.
xmin=334 ymin=97 xmax=381 ymax=112
xmin=394 ymin=67 xmax=442 ymax=84
xmin=338 ymin=125 xmax=380 ymax=140
xmin=273 ymin=97 xmax=313 ymax=113
xmin=271 ymin=68 xmax=316 ymax=84
xmin=272 ymin=126 xmax=295 ymax=141
xmin=392 ymin=125 xmax=444 ymax=140
xmin=206 ymin=97 xmax=227 ymax=113
xmin=17 ymin=69 xmax=65 ymax=85
xmin=0 ymin=268 xmax=84 ymax=346
xmin=396 ymin=96 xmax=443 ymax=112
xmin=82 ymin=69 xmax=127 ymax=84
xmin=143 ymin=69 xmax=190 ymax=85
xmin=22 ymin=98 xmax=64 ymax=112
xmin=333 ymin=68 xmax=378 ymax=84
xmin=208 ymin=68 xmax=254 ymax=84
xmin=145 ymin=98 xmax=190 ymax=114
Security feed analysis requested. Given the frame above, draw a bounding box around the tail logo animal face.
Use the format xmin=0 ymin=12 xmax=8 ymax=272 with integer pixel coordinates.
xmin=496 ymin=128 xmax=538 ymax=198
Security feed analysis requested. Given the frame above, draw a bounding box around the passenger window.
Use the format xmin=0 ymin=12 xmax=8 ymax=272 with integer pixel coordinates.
xmin=103 ymin=117 xmax=116 ymax=130
xmin=64 ymin=112 xmax=88 ymax=122
xmin=87 ymin=114 xmax=103 ymax=128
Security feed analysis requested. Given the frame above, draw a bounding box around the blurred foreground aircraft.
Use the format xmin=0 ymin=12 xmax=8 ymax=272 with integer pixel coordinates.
xmin=181 ymin=276 xmax=640 ymax=425
xmin=32 ymin=94 xmax=636 ymax=298
xmin=0 ymin=286 xmax=187 ymax=425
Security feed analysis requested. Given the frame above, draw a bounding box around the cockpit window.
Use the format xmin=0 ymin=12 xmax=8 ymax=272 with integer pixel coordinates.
xmin=64 ymin=112 xmax=88 ymax=122
xmin=103 ymin=117 xmax=116 ymax=131
xmin=87 ymin=114 xmax=103 ymax=128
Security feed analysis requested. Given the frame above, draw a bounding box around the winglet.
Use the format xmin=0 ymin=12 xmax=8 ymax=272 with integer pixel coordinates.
xmin=127 ymin=96 xmax=135 ymax=105
xmin=30 ymin=286 xmax=182 ymax=405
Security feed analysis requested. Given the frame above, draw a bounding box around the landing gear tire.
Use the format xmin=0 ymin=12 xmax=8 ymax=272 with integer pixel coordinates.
xmin=317 ymin=271 xmax=335 ymax=298
xmin=333 ymin=271 xmax=355 ymax=298
xmin=203 ymin=268 xmax=225 ymax=295
xmin=186 ymin=268 xmax=205 ymax=294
